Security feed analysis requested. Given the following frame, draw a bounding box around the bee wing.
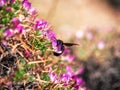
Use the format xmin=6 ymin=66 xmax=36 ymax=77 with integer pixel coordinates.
xmin=63 ymin=43 xmax=79 ymax=47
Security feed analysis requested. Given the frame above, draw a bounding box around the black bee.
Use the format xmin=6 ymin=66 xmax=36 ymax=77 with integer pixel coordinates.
xmin=53 ymin=39 xmax=78 ymax=56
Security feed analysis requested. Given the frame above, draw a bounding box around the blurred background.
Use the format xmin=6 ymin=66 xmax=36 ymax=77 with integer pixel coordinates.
xmin=29 ymin=0 xmax=120 ymax=60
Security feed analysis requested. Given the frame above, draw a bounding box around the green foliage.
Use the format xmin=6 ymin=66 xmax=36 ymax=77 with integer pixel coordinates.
xmin=40 ymin=73 xmax=50 ymax=81
xmin=24 ymin=63 xmax=35 ymax=69
xmin=1 ymin=15 xmax=10 ymax=25
xmin=34 ymin=30 xmax=42 ymax=36
xmin=32 ymin=38 xmax=49 ymax=54
xmin=13 ymin=0 xmax=20 ymax=10
xmin=14 ymin=68 xmax=26 ymax=82
xmin=0 ymin=7 xmax=14 ymax=25
xmin=14 ymin=59 xmax=35 ymax=82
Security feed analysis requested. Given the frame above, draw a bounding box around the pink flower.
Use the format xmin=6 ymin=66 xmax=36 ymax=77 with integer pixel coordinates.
xmin=85 ymin=32 xmax=93 ymax=40
xmin=4 ymin=29 xmax=14 ymax=37
xmin=6 ymin=82 xmax=12 ymax=88
xmin=44 ymin=30 xmax=58 ymax=50
xmin=61 ymin=55 xmax=75 ymax=62
xmin=51 ymin=38 xmax=57 ymax=49
xmin=49 ymin=72 xmax=59 ymax=83
xmin=6 ymin=7 xmax=12 ymax=12
xmin=35 ymin=19 xmax=49 ymax=30
xmin=1 ymin=41 xmax=7 ymax=47
xmin=75 ymin=78 xmax=84 ymax=85
xmin=44 ymin=29 xmax=56 ymax=40
xmin=66 ymin=66 xmax=74 ymax=77
xmin=15 ymin=25 xmax=25 ymax=34
xmin=0 ymin=0 xmax=6 ymax=6
xmin=72 ymin=77 xmax=85 ymax=90
xmin=97 ymin=41 xmax=105 ymax=50
xmin=28 ymin=8 xmax=37 ymax=15
xmin=76 ymin=68 xmax=84 ymax=75
xmin=63 ymin=48 xmax=70 ymax=55
xmin=22 ymin=0 xmax=31 ymax=11
xmin=24 ymin=50 xmax=31 ymax=57
xmin=60 ymin=73 xmax=70 ymax=86
xmin=12 ymin=17 xmax=20 ymax=28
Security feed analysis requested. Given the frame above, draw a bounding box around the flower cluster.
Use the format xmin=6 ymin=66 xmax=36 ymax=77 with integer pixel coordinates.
xmin=49 ymin=66 xmax=86 ymax=90
xmin=0 ymin=0 xmax=58 ymax=50
xmin=48 ymin=48 xmax=87 ymax=90
xmin=0 ymin=0 xmax=86 ymax=89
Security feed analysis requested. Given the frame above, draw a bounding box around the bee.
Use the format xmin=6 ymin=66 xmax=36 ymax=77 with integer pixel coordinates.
xmin=53 ymin=39 xmax=78 ymax=56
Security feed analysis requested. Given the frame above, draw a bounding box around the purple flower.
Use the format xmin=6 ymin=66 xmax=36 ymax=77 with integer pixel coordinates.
xmin=63 ymin=48 xmax=70 ymax=55
xmin=0 ymin=0 xmax=6 ymax=6
xmin=24 ymin=50 xmax=31 ymax=57
xmin=12 ymin=17 xmax=20 ymax=28
xmin=44 ymin=31 xmax=57 ymax=52
xmin=45 ymin=30 xmax=56 ymax=38
xmin=1 ymin=41 xmax=7 ymax=47
xmin=48 ymin=66 xmax=86 ymax=89
xmin=28 ymin=8 xmax=37 ymax=15
xmin=22 ymin=0 xmax=31 ymax=11
xmin=44 ymin=30 xmax=57 ymax=52
xmin=51 ymin=38 xmax=57 ymax=48
xmin=4 ymin=28 xmax=14 ymax=37
xmin=35 ymin=19 xmax=49 ymax=30
xmin=76 ymin=68 xmax=84 ymax=75
xmin=15 ymin=25 xmax=25 ymax=34
xmin=75 ymin=78 xmax=84 ymax=85
xmin=66 ymin=66 xmax=74 ymax=77
xmin=49 ymin=72 xmax=59 ymax=83
xmin=72 ymin=77 xmax=85 ymax=90
xmin=60 ymin=73 xmax=70 ymax=86
xmin=61 ymin=55 xmax=75 ymax=62
xmin=74 ymin=86 xmax=79 ymax=90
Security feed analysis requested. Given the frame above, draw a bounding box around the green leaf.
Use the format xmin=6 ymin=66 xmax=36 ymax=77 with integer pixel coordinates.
xmin=1 ymin=17 xmax=10 ymax=24
xmin=32 ymin=38 xmax=48 ymax=54
xmin=14 ymin=69 xmax=25 ymax=81
xmin=24 ymin=64 xmax=35 ymax=70
xmin=9 ymin=12 xmax=15 ymax=18
xmin=13 ymin=0 xmax=20 ymax=10
xmin=28 ymin=75 xmax=35 ymax=81
xmin=41 ymin=73 xmax=50 ymax=81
